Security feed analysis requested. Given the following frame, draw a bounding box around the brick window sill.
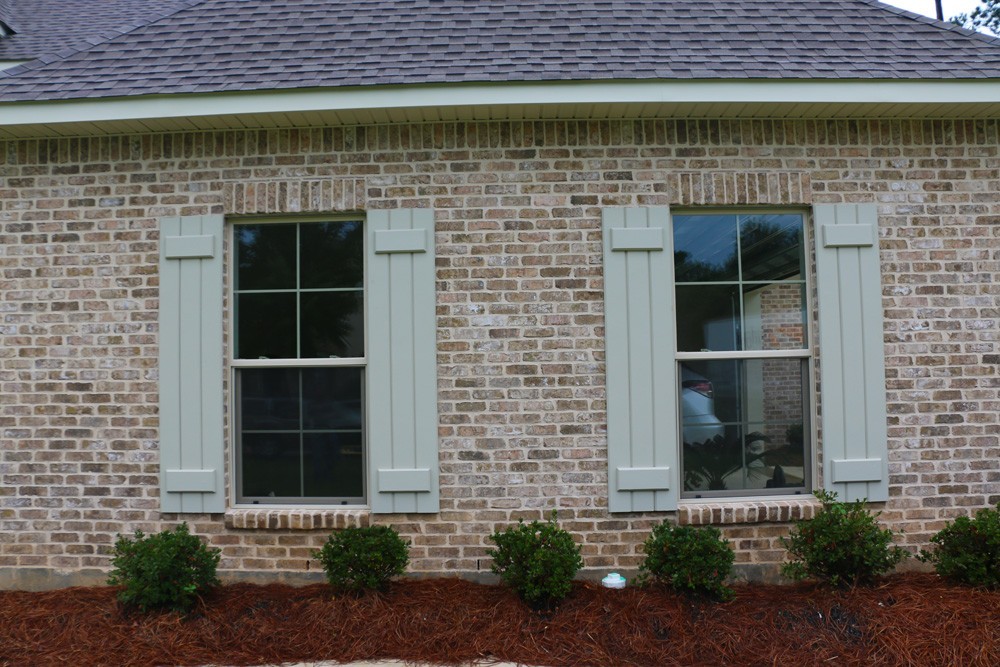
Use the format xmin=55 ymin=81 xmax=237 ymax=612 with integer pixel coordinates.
xmin=224 ymin=508 xmax=370 ymax=531
xmin=677 ymin=496 xmax=821 ymax=526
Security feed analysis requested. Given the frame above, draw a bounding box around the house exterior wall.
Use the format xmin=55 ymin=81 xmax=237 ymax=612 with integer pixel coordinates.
xmin=1 ymin=119 xmax=998 ymax=587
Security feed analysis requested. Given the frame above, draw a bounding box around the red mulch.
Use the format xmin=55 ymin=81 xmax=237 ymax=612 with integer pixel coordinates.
xmin=1 ymin=573 xmax=997 ymax=666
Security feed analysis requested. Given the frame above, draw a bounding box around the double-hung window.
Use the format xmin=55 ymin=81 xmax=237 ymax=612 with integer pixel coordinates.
xmin=672 ymin=212 xmax=810 ymax=498
xmin=232 ymin=219 xmax=366 ymax=504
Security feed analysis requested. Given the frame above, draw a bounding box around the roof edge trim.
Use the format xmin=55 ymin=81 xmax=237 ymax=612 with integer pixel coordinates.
xmin=2 ymin=79 xmax=999 ymax=129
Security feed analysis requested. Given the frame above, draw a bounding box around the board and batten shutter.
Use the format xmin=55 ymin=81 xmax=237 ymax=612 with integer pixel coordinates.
xmin=367 ymin=209 xmax=439 ymax=513
xmin=814 ymin=203 xmax=889 ymax=502
xmin=158 ymin=215 xmax=226 ymax=513
xmin=603 ymin=207 xmax=678 ymax=512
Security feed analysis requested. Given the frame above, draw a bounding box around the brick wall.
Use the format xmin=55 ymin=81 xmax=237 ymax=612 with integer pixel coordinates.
xmin=1 ymin=119 xmax=998 ymax=584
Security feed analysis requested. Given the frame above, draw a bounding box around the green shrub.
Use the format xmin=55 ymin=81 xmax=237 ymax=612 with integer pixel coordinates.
xmin=107 ymin=523 xmax=221 ymax=613
xmin=780 ymin=489 xmax=908 ymax=587
xmin=638 ymin=523 xmax=735 ymax=601
xmin=487 ymin=512 xmax=583 ymax=609
xmin=918 ymin=505 xmax=1000 ymax=588
xmin=314 ymin=525 xmax=409 ymax=593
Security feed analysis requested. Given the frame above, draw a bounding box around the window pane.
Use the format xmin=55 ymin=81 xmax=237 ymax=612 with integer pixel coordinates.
xmin=672 ymin=214 xmax=739 ymax=282
xmin=302 ymin=367 xmax=363 ymax=430
xmin=300 ymin=221 xmax=364 ymax=289
xmin=300 ymin=291 xmax=364 ymax=358
xmin=236 ymin=224 xmax=297 ymax=291
xmin=675 ymin=284 xmax=740 ymax=352
xmin=739 ymin=214 xmax=804 ymax=282
xmin=303 ymin=433 xmax=364 ymax=499
xmin=742 ymin=282 xmax=807 ymax=351
xmin=241 ymin=433 xmax=301 ymax=497
xmin=237 ymin=367 xmax=366 ymax=503
xmin=236 ymin=292 xmax=297 ymax=359
xmin=681 ymin=358 xmax=808 ymax=496
xmin=239 ymin=368 xmax=299 ymax=430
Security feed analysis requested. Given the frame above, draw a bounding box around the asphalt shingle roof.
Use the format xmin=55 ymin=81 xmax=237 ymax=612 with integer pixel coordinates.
xmin=1 ymin=0 xmax=999 ymax=103
xmin=0 ymin=0 xmax=197 ymax=62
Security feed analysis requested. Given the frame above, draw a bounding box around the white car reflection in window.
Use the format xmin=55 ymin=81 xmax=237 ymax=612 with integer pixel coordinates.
xmin=681 ymin=367 xmax=725 ymax=445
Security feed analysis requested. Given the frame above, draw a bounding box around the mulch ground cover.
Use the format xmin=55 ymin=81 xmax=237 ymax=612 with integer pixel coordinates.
xmin=1 ymin=573 xmax=998 ymax=666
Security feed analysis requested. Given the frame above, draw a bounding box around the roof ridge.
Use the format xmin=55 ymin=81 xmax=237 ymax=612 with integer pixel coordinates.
xmin=860 ymin=0 xmax=1000 ymax=47
xmin=0 ymin=0 xmax=208 ymax=78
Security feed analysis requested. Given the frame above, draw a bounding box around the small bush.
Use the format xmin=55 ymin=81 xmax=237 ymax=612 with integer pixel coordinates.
xmin=919 ymin=505 xmax=1000 ymax=589
xmin=314 ymin=525 xmax=409 ymax=593
xmin=780 ymin=489 xmax=908 ymax=587
xmin=639 ymin=523 xmax=735 ymax=601
xmin=107 ymin=523 xmax=221 ymax=613
xmin=487 ymin=512 xmax=583 ymax=609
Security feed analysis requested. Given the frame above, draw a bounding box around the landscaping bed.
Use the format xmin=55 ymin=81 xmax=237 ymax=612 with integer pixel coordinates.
xmin=1 ymin=573 xmax=998 ymax=666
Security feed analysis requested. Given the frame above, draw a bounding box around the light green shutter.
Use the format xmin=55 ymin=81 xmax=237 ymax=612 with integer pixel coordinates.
xmin=367 ymin=209 xmax=439 ymax=513
xmin=158 ymin=215 xmax=225 ymax=513
xmin=814 ymin=203 xmax=889 ymax=502
xmin=602 ymin=207 xmax=678 ymax=512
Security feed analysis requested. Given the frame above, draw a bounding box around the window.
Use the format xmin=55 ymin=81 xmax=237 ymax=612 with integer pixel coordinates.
xmin=232 ymin=219 xmax=366 ymax=504
xmin=159 ymin=210 xmax=437 ymax=515
xmin=673 ymin=212 xmax=811 ymax=498
xmin=603 ymin=204 xmax=886 ymax=513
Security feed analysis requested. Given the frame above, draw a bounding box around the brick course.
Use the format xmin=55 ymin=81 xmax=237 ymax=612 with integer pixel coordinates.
xmin=1 ymin=119 xmax=998 ymax=581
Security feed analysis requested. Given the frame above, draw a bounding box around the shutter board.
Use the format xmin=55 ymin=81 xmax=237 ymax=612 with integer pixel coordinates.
xmin=164 ymin=469 xmax=217 ymax=493
xmin=830 ymin=459 xmax=882 ymax=484
xmin=603 ymin=207 xmax=678 ymax=512
xmin=822 ymin=224 xmax=875 ymax=248
xmin=377 ymin=468 xmax=433 ymax=492
xmin=617 ymin=467 xmax=672 ymax=491
xmin=610 ymin=227 xmax=664 ymax=251
xmin=163 ymin=235 xmax=215 ymax=259
xmin=368 ymin=209 xmax=439 ymax=514
xmin=374 ymin=228 xmax=428 ymax=253
xmin=814 ymin=204 xmax=889 ymax=502
xmin=159 ymin=215 xmax=225 ymax=514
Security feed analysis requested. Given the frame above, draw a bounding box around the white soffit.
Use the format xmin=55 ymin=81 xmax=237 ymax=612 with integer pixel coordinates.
xmin=1 ymin=80 xmax=999 ymax=138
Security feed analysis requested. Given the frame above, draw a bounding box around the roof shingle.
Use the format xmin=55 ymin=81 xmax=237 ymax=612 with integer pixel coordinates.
xmin=1 ymin=0 xmax=999 ymax=103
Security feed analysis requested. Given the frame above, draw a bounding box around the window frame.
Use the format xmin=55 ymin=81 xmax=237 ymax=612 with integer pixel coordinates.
xmin=671 ymin=207 xmax=818 ymax=501
xmin=228 ymin=215 xmax=369 ymax=508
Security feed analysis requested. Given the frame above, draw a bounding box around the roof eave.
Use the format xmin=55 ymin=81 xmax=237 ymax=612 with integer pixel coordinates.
xmin=1 ymin=79 xmax=999 ymax=139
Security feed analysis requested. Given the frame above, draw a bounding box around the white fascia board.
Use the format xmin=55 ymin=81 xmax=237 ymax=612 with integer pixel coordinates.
xmin=1 ymin=79 xmax=999 ymax=128
xmin=0 ymin=60 xmax=27 ymax=71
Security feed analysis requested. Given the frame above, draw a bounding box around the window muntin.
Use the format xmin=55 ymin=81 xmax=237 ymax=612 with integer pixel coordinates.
xmin=233 ymin=220 xmax=366 ymax=505
xmin=674 ymin=212 xmax=811 ymax=498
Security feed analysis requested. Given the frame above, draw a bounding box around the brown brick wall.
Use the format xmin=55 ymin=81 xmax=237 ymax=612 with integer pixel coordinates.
xmin=1 ymin=119 xmax=998 ymax=581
